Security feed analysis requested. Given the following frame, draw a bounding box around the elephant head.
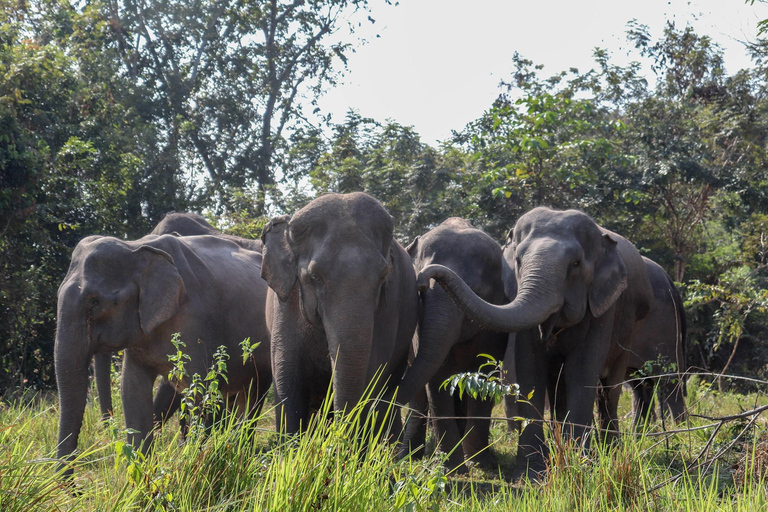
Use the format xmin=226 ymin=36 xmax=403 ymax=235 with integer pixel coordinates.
xmin=419 ymin=207 xmax=628 ymax=339
xmin=261 ymin=192 xmax=395 ymax=412
xmin=55 ymin=235 xmax=184 ymax=475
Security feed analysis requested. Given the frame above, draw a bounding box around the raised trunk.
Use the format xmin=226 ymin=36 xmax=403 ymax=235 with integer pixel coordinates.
xmin=418 ymin=264 xmax=560 ymax=333
xmin=55 ymin=317 xmax=91 ymax=477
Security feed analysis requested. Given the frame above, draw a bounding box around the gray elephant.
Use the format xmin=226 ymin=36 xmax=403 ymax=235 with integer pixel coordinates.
xmin=151 ymin=212 xmax=263 ymax=252
xmin=55 ymin=233 xmax=271 ymax=476
xmin=418 ymin=207 xmax=653 ymax=480
xmin=92 ymin=212 xmax=264 ymax=427
xmin=260 ymin=192 xmax=418 ymax=434
xmin=399 ymin=218 xmax=509 ymax=473
xmin=624 ymin=257 xmax=687 ymax=427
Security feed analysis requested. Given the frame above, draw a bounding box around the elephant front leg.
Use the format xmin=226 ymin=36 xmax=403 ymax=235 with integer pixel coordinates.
xmin=560 ymin=315 xmax=618 ymax=448
xmin=512 ymin=330 xmax=549 ymax=482
xmin=427 ymin=378 xmax=467 ymax=474
xmin=630 ymin=378 xmax=656 ymax=430
xmin=462 ymin=396 xmax=497 ymax=470
xmin=503 ymin=333 xmax=519 ymax=431
xmin=153 ymin=379 xmax=182 ymax=427
xmin=121 ymin=351 xmax=158 ymax=453
xmin=660 ymin=377 xmax=688 ymax=423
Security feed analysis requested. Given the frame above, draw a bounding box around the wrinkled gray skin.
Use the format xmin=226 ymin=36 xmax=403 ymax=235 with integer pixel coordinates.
xmin=418 ymin=207 xmax=653 ymax=481
xmin=400 ymin=218 xmax=509 ymax=473
xmin=55 ymin=233 xmax=271 ymax=477
xmin=623 ymin=257 xmax=687 ymax=427
xmin=261 ymin=192 xmax=417 ymax=435
xmin=92 ymin=212 xmax=264 ymax=427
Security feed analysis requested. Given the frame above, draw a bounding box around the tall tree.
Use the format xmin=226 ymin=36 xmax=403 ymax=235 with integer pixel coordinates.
xmin=100 ymin=0 xmax=373 ymax=212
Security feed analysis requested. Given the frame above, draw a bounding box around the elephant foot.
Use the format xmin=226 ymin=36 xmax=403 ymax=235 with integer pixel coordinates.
xmin=398 ymin=440 xmax=426 ymax=461
xmin=512 ymin=446 xmax=548 ymax=483
xmin=465 ymin=448 xmax=498 ymax=470
xmin=442 ymin=449 xmax=470 ymax=475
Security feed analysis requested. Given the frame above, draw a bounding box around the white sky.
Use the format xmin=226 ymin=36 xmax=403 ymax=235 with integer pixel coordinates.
xmin=318 ymin=0 xmax=767 ymax=145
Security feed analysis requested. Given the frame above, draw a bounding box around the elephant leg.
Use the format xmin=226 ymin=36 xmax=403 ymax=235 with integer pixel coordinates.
xmin=400 ymin=386 xmax=429 ymax=460
xmin=660 ymin=377 xmax=687 ymax=423
xmin=462 ymin=395 xmax=497 ymax=469
xmin=548 ymin=363 xmax=569 ymax=424
xmin=427 ymin=376 xmax=468 ymax=474
xmin=596 ymin=378 xmax=622 ymax=443
xmin=631 ymin=378 xmax=656 ymax=430
xmin=512 ymin=329 xmax=549 ymax=482
xmin=93 ymin=352 xmax=113 ymax=421
xmin=153 ymin=378 xmax=182 ymax=427
xmin=503 ymin=334 xmax=519 ymax=431
xmin=122 ymin=351 xmax=157 ymax=453
xmin=244 ymin=370 xmax=273 ymax=421
xmin=562 ymin=327 xmax=615 ymax=448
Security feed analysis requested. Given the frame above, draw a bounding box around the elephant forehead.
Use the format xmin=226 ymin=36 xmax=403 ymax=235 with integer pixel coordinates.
xmin=289 ymin=193 xmax=393 ymax=244
xmin=309 ymin=241 xmax=386 ymax=273
xmin=81 ymin=240 xmax=134 ymax=272
xmin=517 ymin=208 xmax=601 ymax=239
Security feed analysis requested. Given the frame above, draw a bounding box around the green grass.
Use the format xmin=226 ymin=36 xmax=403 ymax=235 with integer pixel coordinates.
xmin=2 ymin=374 xmax=768 ymax=511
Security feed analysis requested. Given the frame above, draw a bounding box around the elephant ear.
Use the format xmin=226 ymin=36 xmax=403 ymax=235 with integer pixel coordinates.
xmin=501 ymin=250 xmax=518 ymax=301
xmin=405 ymin=236 xmax=419 ymax=258
xmin=261 ymin=215 xmax=296 ymax=302
xmin=588 ymin=233 xmax=628 ymax=318
xmin=133 ymin=245 xmax=185 ymax=335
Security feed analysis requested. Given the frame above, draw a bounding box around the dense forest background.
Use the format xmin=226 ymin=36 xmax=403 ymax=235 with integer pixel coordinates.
xmin=2 ymin=0 xmax=768 ymax=396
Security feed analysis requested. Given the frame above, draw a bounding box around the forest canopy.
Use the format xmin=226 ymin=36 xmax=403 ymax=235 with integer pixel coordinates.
xmin=2 ymin=0 xmax=768 ymax=395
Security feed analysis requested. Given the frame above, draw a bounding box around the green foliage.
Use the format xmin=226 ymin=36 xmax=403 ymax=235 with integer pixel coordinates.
xmin=441 ymin=355 xmax=520 ymax=405
xmin=5 ymin=379 xmax=768 ymax=509
xmin=167 ymin=333 xmax=231 ymax=437
xmin=0 ymin=0 xmax=367 ymax=395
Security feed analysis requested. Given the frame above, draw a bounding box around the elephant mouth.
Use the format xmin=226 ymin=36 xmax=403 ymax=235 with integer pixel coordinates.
xmin=538 ymin=314 xmax=559 ymax=343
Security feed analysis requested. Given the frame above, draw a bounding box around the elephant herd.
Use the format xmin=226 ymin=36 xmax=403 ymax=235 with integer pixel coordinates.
xmin=54 ymin=192 xmax=687 ymax=481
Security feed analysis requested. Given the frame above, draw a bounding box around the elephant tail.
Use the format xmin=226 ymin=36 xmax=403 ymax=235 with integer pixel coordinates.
xmin=669 ymin=273 xmax=688 ymax=397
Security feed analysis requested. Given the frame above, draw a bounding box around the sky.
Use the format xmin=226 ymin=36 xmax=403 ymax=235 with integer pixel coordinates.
xmin=317 ymin=0 xmax=767 ymax=145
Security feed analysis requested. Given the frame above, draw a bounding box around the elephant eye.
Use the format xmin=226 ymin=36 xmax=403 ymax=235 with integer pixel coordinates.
xmin=572 ymin=260 xmax=581 ymax=268
xmin=89 ymin=298 xmax=100 ymax=310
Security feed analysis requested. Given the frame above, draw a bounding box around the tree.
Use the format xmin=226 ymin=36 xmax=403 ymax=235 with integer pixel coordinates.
xmin=99 ymin=0 xmax=374 ymax=212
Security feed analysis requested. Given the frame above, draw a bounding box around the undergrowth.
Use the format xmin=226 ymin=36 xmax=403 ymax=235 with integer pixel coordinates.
xmin=2 ymin=361 xmax=768 ymax=509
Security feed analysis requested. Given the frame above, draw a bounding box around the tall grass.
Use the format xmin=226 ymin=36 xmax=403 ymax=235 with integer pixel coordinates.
xmin=2 ymin=373 xmax=768 ymax=510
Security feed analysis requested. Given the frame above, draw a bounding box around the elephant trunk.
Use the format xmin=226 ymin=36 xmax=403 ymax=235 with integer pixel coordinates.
xmin=324 ymin=305 xmax=375 ymax=414
xmin=93 ymin=352 xmax=113 ymax=421
xmin=55 ymin=313 xmax=91 ymax=477
xmin=417 ymin=263 xmax=562 ymax=334
xmin=395 ymin=285 xmax=464 ymax=405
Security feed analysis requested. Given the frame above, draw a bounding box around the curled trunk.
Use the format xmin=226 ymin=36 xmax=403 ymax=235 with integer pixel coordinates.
xmin=418 ymin=264 xmax=560 ymax=333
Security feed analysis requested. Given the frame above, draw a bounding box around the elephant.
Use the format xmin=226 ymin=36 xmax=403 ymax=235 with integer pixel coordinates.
xmin=55 ymin=233 xmax=271 ymax=476
xmin=93 ymin=350 xmax=182 ymax=427
xmin=399 ymin=218 xmax=509 ymax=473
xmin=260 ymin=192 xmax=418 ymax=435
xmin=92 ymin=212 xmax=264 ymax=428
xmin=624 ymin=257 xmax=687 ymax=427
xmin=417 ymin=207 xmax=654 ymax=481
xmin=151 ymin=212 xmax=263 ymax=252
